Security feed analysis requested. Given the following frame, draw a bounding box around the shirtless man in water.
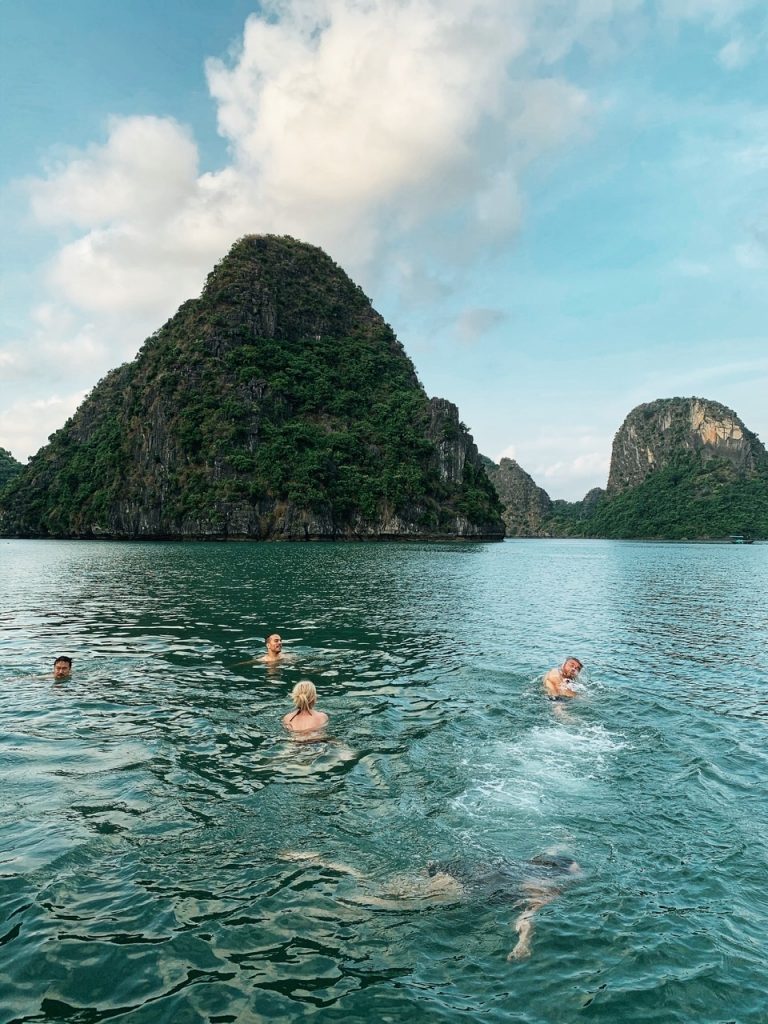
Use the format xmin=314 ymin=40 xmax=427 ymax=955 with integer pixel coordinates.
xmin=543 ymin=657 xmax=583 ymax=699
xmin=53 ymin=656 xmax=72 ymax=680
xmin=259 ymin=633 xmax=287 ymax=664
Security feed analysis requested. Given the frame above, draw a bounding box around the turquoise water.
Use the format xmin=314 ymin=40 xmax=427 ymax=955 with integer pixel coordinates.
xmin=1 ymin=538 xmax=767 ymax=1023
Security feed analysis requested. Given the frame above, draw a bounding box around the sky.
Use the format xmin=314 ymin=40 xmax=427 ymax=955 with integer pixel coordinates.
xmin=1 ymin=0 xmax=767 ymax=500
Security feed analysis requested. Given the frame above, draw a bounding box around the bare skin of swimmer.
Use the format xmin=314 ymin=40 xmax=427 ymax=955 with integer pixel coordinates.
xmin=282 ymin=680 xmax=328 ymax=733
xmin=282 ymin=707 xmax=328 ymax=732
xmin=543 ymin=657 xmax=583 ymax=698
xmin=280 ymin=851 xmax=580 ymax=960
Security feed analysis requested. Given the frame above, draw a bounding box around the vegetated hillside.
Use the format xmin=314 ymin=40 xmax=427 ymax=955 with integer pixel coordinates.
xmin=491 ymin=398 xmax=768 ymax=540
xmin=0 ymin=447 xmax=23 ymax=490
xmin=0 ymin=235 xmax=503 ymax=540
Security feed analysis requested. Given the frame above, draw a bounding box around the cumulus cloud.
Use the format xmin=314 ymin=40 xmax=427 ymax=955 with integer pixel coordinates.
xmin=30 ymin=116 xmax=199 ymax=229
xmin=24 ymin=0 xmax=592 ymax=329
xmin=0 ymin=392 xmax=87 ymax=462
xmin=2 ymin=0 xmax=606 ymax=462
xmin=11 ymin=0 xmax=760 ymax=462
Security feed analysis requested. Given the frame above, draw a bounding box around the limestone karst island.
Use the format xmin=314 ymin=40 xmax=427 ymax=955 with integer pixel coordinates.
xmin=485 ymin=397 xmax=768 ymax=540
xmin=1 ymin=236 xmax=767 ymax=542
xmin=0 ymin=236 xmax=504 ymax=541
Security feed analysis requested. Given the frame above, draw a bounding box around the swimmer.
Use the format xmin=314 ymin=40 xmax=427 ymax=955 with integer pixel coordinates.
xmin=282 ymin=680 xmax=328 ymax=733
xmin=53 ymin=656 xmax=72 ymax=680
xmin=543 ymin=657 xmax=583 ymax=699
xmin=253 ymin=632 xmax=299 ymax=667
xmin=280 ymin=850 xmax=580 ymax=960
xmin=259 ymin=633 xmax=285 ymax=663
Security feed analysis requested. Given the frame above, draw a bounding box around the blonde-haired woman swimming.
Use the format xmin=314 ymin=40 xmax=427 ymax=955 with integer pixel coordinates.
xmin=282 ymin=680 xmax=329 ymax=733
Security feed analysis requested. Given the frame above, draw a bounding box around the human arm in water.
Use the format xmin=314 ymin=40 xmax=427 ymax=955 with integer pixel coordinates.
xmin=508 ymin=885 xmax=558 ymax=960
xmin=508 ymin=858 xmax=582 ymax=960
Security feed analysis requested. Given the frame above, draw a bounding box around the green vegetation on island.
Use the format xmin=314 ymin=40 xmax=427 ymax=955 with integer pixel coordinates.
xmin=544 ymin=455 xmax=768 ymax=539
xmin=0 ymin=447 xmax=23 ymax=491
xmin=487 ymin=397 xmax=768 ymax=541
xmin=0 ymin=236 xmax=503 ymax=540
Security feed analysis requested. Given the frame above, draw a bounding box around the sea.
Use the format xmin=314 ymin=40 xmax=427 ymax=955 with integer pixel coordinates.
xmin=1 ymin=538 xmax=766 ymax=1024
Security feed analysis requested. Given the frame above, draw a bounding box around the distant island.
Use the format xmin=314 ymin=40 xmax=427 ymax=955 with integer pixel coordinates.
xmin=485 ymin=397 xmax=768 ymax=540
xmin=0 ymin=236 xmax=504 ymax=541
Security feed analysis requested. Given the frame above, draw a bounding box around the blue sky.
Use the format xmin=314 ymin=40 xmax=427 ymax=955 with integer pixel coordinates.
xmin=1 ymin=0 xmax=767 ymax=499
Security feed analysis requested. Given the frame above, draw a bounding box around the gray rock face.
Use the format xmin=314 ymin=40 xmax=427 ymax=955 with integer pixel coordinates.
xmin=427 ymin=399 xmax=476 ymax=484
xmin=607 ymin=397 xmax=767 ymax=493
xmin=484 ymin=457 xmax=552 ymax=536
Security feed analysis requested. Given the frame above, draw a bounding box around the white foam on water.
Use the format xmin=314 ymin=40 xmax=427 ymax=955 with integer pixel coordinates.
xmin=452 ymin=723 xmax=627 ymax=822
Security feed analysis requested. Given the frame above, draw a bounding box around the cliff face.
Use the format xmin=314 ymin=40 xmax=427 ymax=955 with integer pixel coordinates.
xmin=0 ymin=236 xmax=503 ymax=540
xmin=483 ymin=457 xmax=552 ymax=536
xmin=607 ymin=397 xmax=766 ymax=493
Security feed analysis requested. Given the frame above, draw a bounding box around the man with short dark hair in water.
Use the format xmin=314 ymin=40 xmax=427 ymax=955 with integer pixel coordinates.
xmin=543 ymin=657 xmax=583 ymax=699
xmin=259 ymin=633 xmax=287 ymax=664
xmin=53 ymin=656 xmax=72 ymax=680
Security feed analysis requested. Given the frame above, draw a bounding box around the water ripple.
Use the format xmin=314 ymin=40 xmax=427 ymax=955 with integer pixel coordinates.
xmin=1 ymin=539 xmax=767 ymax=1022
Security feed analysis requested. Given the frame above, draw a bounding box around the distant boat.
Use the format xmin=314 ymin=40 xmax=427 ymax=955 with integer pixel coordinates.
xmin=729 ymin=535 xmax=754 ymax=544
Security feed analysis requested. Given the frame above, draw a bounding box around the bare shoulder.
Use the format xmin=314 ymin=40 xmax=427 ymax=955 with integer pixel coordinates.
xmin=542 ymin=668 xmax=561 ymax=692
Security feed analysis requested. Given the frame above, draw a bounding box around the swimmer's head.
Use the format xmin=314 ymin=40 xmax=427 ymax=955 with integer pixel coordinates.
xmin=290 ymin=680 xmax=317 ymax=713
xmin=266 ymin=633 xmax=283 ymax=655
xmin=562 ymin=657 xmax=583 ymax=679
xmin=53 ymin=656 xmax=72 ymax=679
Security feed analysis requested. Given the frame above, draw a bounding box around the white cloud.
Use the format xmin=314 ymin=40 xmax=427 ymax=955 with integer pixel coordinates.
xmin=0 ymin=392 xmax=86 ymax=462
xmin=3 ymin=0 xmax=605 ymax=462
xmin=498 ymin=429 xmax=612 ymax=499
xmin=18 ymin=0 xmax=764 ymax=464
xmin=538 ymin=449 xmax=611 ymax=484
xmin=30 ymin=116 xmax=199 ymax=229
xmin=24 ymin=0 xmax=592 ymax=329
xmin=454 ymin=307 xmax=508 ymax=344
xmin=717 ymin=37 xmax=751 ymax=68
